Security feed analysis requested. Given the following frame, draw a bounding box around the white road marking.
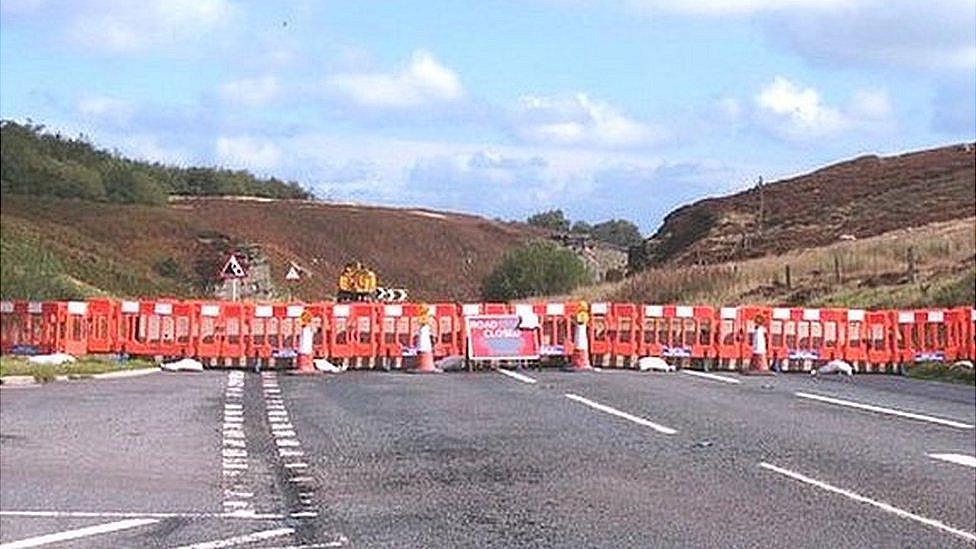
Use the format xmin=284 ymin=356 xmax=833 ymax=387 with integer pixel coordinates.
xmin=496 ymin=369 xmax=538 ymax=384
xmin=175 ymin=527 xmax=295 ymax=549
xmin=0 ymin=518 xmax=158 ymax=548
xmin=279 ymin=449 xmax=304 ymax=457
xmin=288 ymin=511 xmax=319 ymax=518
xmin=269 ymin=540 xmax=347 ymax=549
xmin=0 ymin=510 xmax=291 ymax=520
xmin=276 ymin=438 xmax=300 ymax=447
xmin=564 ymin=393 xmax=677 ymax=435
xmin=795 ymin=392 xmax=974 ymax=430
xmin=284 ymin=462 xmax=308 ymax=469
xmin=682 ymin=370 xmax=741 ymax=384
xmin=759 ymin=462 xmax=976 ymax=542
xmin=928 ymin=453 xmax=976 ymax=468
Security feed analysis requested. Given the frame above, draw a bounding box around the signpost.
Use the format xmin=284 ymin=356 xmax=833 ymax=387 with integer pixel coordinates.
xmin=219 ymin=254 xmax=248 ymax=302
xmin=465 ymin=314 xmax=540 ymax=361
xmin=285 ymin=263 xmax=302 ymax=301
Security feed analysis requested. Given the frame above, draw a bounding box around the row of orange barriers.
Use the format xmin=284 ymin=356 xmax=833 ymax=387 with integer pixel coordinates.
xmin=1 ymin=299 xmax=973 ymax=370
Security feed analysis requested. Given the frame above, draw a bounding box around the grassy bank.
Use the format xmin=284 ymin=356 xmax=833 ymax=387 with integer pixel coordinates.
xmin=0 ymin=356 xmax=157 ymax=383
xmin=905 ymin=362 xmax=975 ymax=385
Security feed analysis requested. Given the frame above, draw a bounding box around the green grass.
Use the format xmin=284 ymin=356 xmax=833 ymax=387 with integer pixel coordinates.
xmin=905 ymin=361 xmax=975 ymax=385
xmin=0 ymin=356 xmax=156 ymax=382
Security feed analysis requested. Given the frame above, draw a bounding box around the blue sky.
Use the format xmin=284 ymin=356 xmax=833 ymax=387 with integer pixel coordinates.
xmin=1 ymin=0 xmax=973 ymax=232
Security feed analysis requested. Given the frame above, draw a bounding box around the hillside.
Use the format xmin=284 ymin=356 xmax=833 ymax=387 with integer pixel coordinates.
xmin=0 ymin=121 xmax=309 ymax=204
xmin=0 ymin=195 xmax=541 ymax=301
xmin=632 ymin=143 xmax=976 ymax=268
xmin=561 ymin=217 xmax=975 ymax=309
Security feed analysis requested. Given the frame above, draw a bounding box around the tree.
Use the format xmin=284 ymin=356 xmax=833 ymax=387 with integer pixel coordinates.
xmin=526 ymin=209 xmax=570 ymax=232
xmin=570 ymin=220 xmax=592 ymax=234
xmin=591 ymin=219 xmax=643 ymax=248
xmin=482 ymin=240 xmax=590 ymax=300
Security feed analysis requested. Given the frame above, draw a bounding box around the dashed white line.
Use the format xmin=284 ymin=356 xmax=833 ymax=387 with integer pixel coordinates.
xmin=682 ymin=370 xmax=741 ymax=384
xmin=564 ymin=393 xmax=677 ymax=435
xmin=284 ymin=462 xmax=308 ymax=469
xmin=175 ymin=527 xmax=295 ymax=549
xmin=496 ymin=369 xmax=538 ymax=384
xmin=0 ymin=518 xmax=158 ymax=548
xmin=759 ymin=462 xmax=976 ymax=542
xmin=795 ymin=392 xmax=975 ymax=430
xmin=928 ymin=453 xmax=976 ymax=468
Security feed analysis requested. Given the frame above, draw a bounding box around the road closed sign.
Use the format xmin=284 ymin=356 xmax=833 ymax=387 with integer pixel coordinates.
xmin=465 ymin=314 xmax=539 ymax=360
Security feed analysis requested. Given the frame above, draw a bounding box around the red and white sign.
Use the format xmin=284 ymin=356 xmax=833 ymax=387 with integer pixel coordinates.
xmin=220 ymin=254 xmax=248 ymax=279
xmin=465 ymin=314 xmax=539 ymax=360
xmin=285 ymin=263 xmax=302 ymax=281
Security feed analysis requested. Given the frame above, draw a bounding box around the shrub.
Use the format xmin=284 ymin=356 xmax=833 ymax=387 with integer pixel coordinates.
xmin=482 ymin=240 xmax=590 ymax=300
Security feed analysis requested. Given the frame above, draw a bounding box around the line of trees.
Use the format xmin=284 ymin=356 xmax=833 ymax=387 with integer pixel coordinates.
xmin=526 ymin=208 xmax=643 ymax=248
xmin=0 ymin=120 xmax=311 ymax=205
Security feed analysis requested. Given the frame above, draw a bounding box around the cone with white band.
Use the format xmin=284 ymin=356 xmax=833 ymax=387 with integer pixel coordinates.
xmin=409 ymin=304 xmax=441 ymax=373
xmin=567 ymin=301 xmax=593 ymax=371
xmin=293 ymin=310 xmax=317 ymax=374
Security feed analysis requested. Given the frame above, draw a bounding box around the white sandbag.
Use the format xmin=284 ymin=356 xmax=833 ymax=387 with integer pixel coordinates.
xmin=638 ymin=356 xmax=675 ymax=372
xmin=313 ymin=358 xmax=347 ymax=373
xmin=811 ymin=359 xmax=853 ymax=377
xmin=160 ymin=358 xmax=204 ymax=372
xmin=27 ymin=353 xmax=77 ymax=366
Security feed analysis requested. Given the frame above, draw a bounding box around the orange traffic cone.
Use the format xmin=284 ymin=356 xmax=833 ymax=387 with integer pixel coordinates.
xmin=292 ymin=324 xmax=317 ymax=375
xmin=409 ymin=321 xmax=441 ymax=374
xmin=566 ymin=320 xmax=593 ymax=372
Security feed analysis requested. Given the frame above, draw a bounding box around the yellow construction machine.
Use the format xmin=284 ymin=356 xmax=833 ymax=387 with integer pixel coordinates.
xmin=337 ymin=261 xmax=378 ymax=302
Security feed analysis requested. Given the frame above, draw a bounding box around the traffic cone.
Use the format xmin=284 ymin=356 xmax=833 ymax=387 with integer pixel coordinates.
xmin=566 ymin=321 xmax=593 ymax=372
xmin=409 ymin=321 xmax=441 ymax=374
xmin=292 ymin=324 xmax=317 ymax=375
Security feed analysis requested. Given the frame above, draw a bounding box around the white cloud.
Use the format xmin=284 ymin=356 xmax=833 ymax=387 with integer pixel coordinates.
xmin=216 ymin=135 xmax=282 ymax=170
xmin=77 ymin=96 xmax=134 ymax=124
xmin=754 ymin=77 xmax=892 ymax=140
xmin=218 ymin=75 xmax=279 ymax=106
xmin=65 ymin=0 xmax=234 ymax=54
xmin=327 ymin=50 xmax=463 ymax=108
xmin=513 ymin=93 xmax=664 ymax=148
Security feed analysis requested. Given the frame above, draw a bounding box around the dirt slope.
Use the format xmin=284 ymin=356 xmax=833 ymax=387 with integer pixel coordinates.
xmin=633 ymin=143 xmax=976 ymax=268
xmin=0 ymin=195 xmax=542 ymax=301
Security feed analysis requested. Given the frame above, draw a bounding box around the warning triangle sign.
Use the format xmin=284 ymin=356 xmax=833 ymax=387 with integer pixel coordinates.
xmin=220 ymin=255 xmax=248 ymax=279
xmin=285 ymin=264 xmax=302 ymax=281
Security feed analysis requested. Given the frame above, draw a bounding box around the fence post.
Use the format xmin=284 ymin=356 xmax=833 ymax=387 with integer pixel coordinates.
xmin=907 ymin=247 xmax=917 ymax=284
xmin=785 ymin=264 xmax=792 ymax=289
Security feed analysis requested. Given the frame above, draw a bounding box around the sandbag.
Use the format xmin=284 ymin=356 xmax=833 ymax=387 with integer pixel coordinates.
xmin=638 ymin=356 xmax=675 ymax=372
xmin=160 ymin=358 xmax=204 ymax=372
xmin=27 ymin=353 xmax=77 ymax=366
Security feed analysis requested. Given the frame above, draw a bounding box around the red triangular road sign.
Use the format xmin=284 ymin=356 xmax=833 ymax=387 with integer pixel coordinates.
xmin=220 ymin=254 xmax=248 ymax=279
xmin=285 ymin=264 xmax=301 ymax=281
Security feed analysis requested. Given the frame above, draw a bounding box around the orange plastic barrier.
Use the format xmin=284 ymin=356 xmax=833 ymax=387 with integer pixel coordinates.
xmin=1 ymin=298 xmax=973 ymax=369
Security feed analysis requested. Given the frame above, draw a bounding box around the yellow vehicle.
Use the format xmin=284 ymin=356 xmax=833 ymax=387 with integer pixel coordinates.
xmin=337 ymin=262 xmax=378 ymax=302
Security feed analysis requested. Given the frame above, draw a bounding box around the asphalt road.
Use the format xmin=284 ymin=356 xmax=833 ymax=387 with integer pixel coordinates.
xmin=1 ymin=367 xmax=973 ymax=548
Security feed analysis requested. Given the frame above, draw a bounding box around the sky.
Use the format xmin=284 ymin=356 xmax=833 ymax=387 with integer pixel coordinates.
xmin=1 ymin=0 xmax=974 ymax=232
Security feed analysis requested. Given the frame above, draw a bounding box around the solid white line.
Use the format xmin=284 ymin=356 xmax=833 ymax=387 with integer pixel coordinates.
xmin=759 ymin=462 xmax=976 ymax=542
xmin=0 ymin=518 xmax=158 ymax=548
xmin=175 ymin=527 xmax=295 ymax=549
xmin=0 ymin=510 xmax=288 ymax=520
xmin=496 ymin=369 xmax=537 ymax=384
xmin=795 ymin=392 xmax=974 ymax=430
xmin=928 ymin=453 xmax=976 ymax=468
xmin=564 ymin=393 xmax=677 ymax=435
xmin=682 ymin=370 xmax=741 ymax=384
